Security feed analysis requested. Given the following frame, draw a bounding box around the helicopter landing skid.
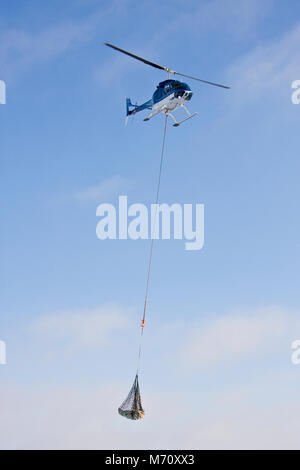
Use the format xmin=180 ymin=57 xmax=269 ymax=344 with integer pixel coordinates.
xmin=166 ymin=105 xmax=197 ymax=127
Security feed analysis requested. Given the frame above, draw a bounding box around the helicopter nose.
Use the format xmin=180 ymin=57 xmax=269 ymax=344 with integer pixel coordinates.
xmin=183 ymin=91 xmax=192 ymax=101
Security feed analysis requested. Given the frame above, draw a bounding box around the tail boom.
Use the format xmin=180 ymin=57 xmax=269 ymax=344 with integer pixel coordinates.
xmin=126 ymin=98 xmax=152 ymax=117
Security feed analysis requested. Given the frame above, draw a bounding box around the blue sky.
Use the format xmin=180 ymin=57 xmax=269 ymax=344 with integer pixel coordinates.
xmin=1 ymin=0 xmax=300 ymax=449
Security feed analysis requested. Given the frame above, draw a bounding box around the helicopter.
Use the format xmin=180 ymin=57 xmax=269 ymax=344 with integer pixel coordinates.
xmin=105 ymin=43 xmax=230 ymax=127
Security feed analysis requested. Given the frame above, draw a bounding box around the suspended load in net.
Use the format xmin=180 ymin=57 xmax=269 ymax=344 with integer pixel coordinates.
xmin=118 ymin=374 xmax=145 ymax=420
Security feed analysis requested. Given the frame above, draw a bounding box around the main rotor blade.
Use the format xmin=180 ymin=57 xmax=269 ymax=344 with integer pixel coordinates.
xmin=104 ymin=43 xmax=168 ymax=72
xmin=104 ymin=43 xmax=230 ymax=89
xmin=174 ymin=72 xmax=230 ymax=89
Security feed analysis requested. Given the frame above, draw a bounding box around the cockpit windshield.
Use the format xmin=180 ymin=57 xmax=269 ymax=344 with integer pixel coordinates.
xmin=152 ymin=80 xmax=191 ymax=102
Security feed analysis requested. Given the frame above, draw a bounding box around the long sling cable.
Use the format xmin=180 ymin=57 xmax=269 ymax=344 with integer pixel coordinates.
xmin=118 ymin=115 xmax=168 ymax=420
xmin=137 ymin=114 xmax=168 ymax=374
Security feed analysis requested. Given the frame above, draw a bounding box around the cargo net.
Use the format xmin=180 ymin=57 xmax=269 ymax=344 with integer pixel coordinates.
xmin=118 ymin=374 xmax=145 ymax=420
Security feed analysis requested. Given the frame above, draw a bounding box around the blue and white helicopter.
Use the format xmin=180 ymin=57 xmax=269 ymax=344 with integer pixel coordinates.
xmin=105 ymin=43 xmax=230 ymax=127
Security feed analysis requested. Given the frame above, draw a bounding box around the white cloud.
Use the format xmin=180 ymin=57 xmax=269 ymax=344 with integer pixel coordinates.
xmin=74 ymin=174 xmax=131 ymax=202
xmin=0 ymin=1 xmax=129 ymax=80
xmin=226 ymin=22 xmax=300 ymax=106
xmin=97 ymin=0 xmax=272 ymax=86
xmin=177 ymin=306 xmax=300 ymax=371
xmin=1 ymin=304 xmax=300 ymax=449
xmin=0 ymin=370 xmax=300 ymax=449
xmin=0 ymin=20 xmax=96 ymax=79
xmin=32 ymin=304 xmax=131 ymax=352
xmin=162 ymin=0 xmax=272 ymax=40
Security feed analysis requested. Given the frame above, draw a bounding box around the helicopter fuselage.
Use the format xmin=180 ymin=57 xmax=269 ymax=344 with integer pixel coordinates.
xmin=126 ymin=79 xmax=196 ymax=127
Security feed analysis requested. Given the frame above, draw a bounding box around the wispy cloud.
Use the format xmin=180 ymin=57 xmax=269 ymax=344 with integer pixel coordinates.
xmin=0 ymin=20 xmax=96 ymax=79
xmin=97 ymin=0 xmax=273 ymax=86
xmin=2 ymin=303 xmax=300 ymax=449
xmin=157 ymin=0 xmax=273 ymax=40
xmin=32 ymin=304 xmax=131 ymax=352
xmin=1 ymin=369 xmax=300 ymax=449
xmin=177 ymin=306 xmax=299 ymax=371
xmin=74 ymin=174 xmax=131 ymax=202
xmin=226 ymin=22 xmax=300 ymax=107
xmin=0 ymin=1 xmax=128 ymax=80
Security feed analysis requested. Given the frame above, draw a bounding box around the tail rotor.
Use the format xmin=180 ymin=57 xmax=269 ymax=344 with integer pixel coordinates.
xmin=125 ymin=98 xmax=138 ymax=126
